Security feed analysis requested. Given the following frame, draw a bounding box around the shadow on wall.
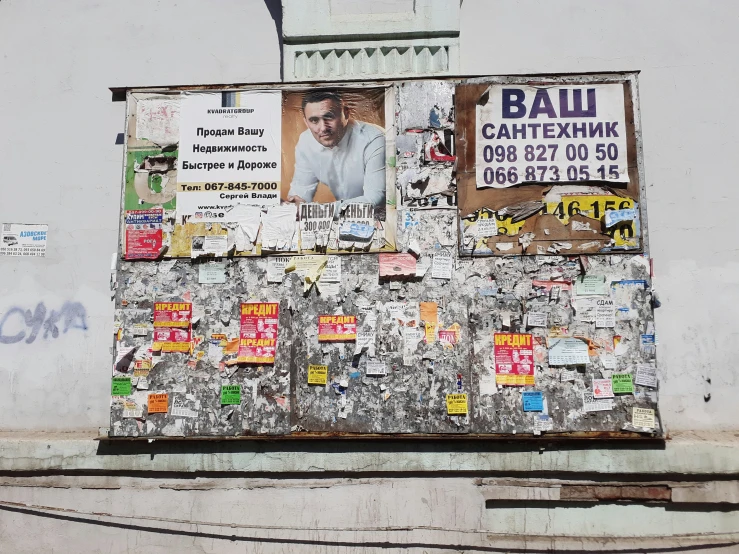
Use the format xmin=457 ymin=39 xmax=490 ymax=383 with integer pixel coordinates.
xmin=263 ymin=0 xmax=284 ymax=81
xmin=96 ymin=436 xmax=666 ymax=479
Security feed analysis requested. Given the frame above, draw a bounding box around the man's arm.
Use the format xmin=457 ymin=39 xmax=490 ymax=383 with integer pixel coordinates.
xmin=343 ymin=132 xmax=386 ymax=206
xmin=287 ymin=135 xmax=319 ymax=203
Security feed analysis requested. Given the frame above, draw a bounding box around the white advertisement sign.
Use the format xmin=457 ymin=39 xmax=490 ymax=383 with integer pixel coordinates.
xmin=476 ymin=84 xmax=629 ymax=188
xmin=0 ymin=223 xmax=48 ymax=257
xmin=176 ymin=91 xmax=282 ymax=219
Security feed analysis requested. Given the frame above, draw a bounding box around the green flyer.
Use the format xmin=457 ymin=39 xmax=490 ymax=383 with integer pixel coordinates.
xmin=221 ymin=384 xmax=241 ymax=405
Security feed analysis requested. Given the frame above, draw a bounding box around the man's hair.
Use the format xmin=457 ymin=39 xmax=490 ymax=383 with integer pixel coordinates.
xmin=301 ymin=90 xmax=343 ymax=111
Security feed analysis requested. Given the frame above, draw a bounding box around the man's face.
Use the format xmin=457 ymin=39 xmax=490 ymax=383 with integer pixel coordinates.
xmin=303 ymin=99 xmax=349 ymax=148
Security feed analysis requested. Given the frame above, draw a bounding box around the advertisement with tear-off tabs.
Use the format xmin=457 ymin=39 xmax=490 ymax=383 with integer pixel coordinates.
xmin=124 ymin=86 xmax=397 ymax=258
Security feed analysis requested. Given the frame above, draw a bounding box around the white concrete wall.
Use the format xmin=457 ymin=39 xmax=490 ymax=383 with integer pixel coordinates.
xmin=460 ymin=0 xmax=739 ymax=431
xmin=1 ymin=3 xmax=738 ymax=553
xmin=0 ymin=0 xmax=281 ymax=430
xmin=0 ymin=0 xmax=736 ymax=433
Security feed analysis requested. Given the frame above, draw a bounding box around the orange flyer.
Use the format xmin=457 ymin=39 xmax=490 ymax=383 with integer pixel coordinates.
xmin=419 ymin=302 xmax=438 ymax=323
xmin=147 ymin=393 xmax=169 ymax=413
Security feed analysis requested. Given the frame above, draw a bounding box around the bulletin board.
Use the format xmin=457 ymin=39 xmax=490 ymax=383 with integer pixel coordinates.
xmin=109 ymin=74 xmax=661 ymax=440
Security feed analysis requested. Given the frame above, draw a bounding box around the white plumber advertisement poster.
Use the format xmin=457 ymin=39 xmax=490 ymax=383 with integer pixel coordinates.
xmin=176 ymin=91 xmax=283 ymax=220
xmin=476 ymin=84 xmax=629 ymax=187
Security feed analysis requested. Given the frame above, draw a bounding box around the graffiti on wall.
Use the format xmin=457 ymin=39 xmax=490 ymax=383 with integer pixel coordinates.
xmin=0 ymin=302 xmax=88 ymax=344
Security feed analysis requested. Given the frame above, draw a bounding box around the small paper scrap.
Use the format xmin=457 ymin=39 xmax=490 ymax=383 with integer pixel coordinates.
xmin=583 ymin=392 xmax=613 ymax=412
xmin=635 ymin=364 xmax=658 ymax=388
xmin=171 ymin=397 xmax=198 ymax=418
xmin=446 ymin=393 xmax=468 ymax=415
xmin=308 ymin=364 xmax=328 ymax=385
xmin=533 ymin=414 xmax=553 ymax=435
xmin=476 ymin=218 xmax=498 ymax=237
xmin=593 ymin=378 xmax=614 ymax=399
xmin=560 ymin=369 xmax=578 ymax=382
xmin=522 ymin=391 xmax=544 ymax=412
xmin=267 ymin=256 xmax=292 ymax=283
xmin=431 ymin=249 xmax=453 ymax=279
xmin=595 ymin=298 xmax=615 ymax=328
xmin=203 ymin=235 xmax=228 ymax=256
xmin=122 ymin=401 xmax=142 ymax=418
xmin=379 ymin=253 xmax=417 ymax=278
xmin=527 ymin=312 xmax=548 ymax=328
xmin=574 ymin=275 xmax=608 ymax=296
xmin=147 ymin=393 xmax=169 ymax=414
xmin=365 ymin=359 xmax=387 ymax=377
xmin=548 ymin=338 xmax=590 ymax=365
xmin=198 ymin=262 xmax=227 ymax=284
xmin=632 ymin=407 xmax=655 ymax=428
xmin=220 ymin=385 xmax=241 ymax=405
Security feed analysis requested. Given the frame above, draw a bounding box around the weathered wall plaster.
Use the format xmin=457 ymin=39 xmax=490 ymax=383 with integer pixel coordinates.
xmin=460 ymin=0 xmax=739 ymax=432
xmin=1 ymin=2 xmax=739 ymax=551
xmin=0 ymin=0 xmax=736 ymax=434
xmin=0 ymin=0 xmax=281 ymax=431
xmin=1 ymin=471 xmax=739 ymax=552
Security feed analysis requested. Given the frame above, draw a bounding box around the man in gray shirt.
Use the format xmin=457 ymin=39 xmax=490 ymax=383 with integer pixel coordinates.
xmin=286 ymin=91 xmax=386 ymax=207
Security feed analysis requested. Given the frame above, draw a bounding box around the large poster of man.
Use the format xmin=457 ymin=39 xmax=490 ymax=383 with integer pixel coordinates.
xmin=281 ymin=87 xmax=395 ymax=253
xmin=282 ymin=88 xmax=386 ymax=207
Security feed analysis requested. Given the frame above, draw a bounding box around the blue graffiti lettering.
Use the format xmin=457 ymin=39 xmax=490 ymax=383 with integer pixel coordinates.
xmin=0 ymin=308 xmax=26 ymax=344
xmin=0 ymin=302 xmax=88 ymax=345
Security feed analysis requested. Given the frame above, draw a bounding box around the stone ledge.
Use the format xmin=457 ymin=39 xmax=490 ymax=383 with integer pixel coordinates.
xmin=0 ymin=431 xmax=737 ymax=475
